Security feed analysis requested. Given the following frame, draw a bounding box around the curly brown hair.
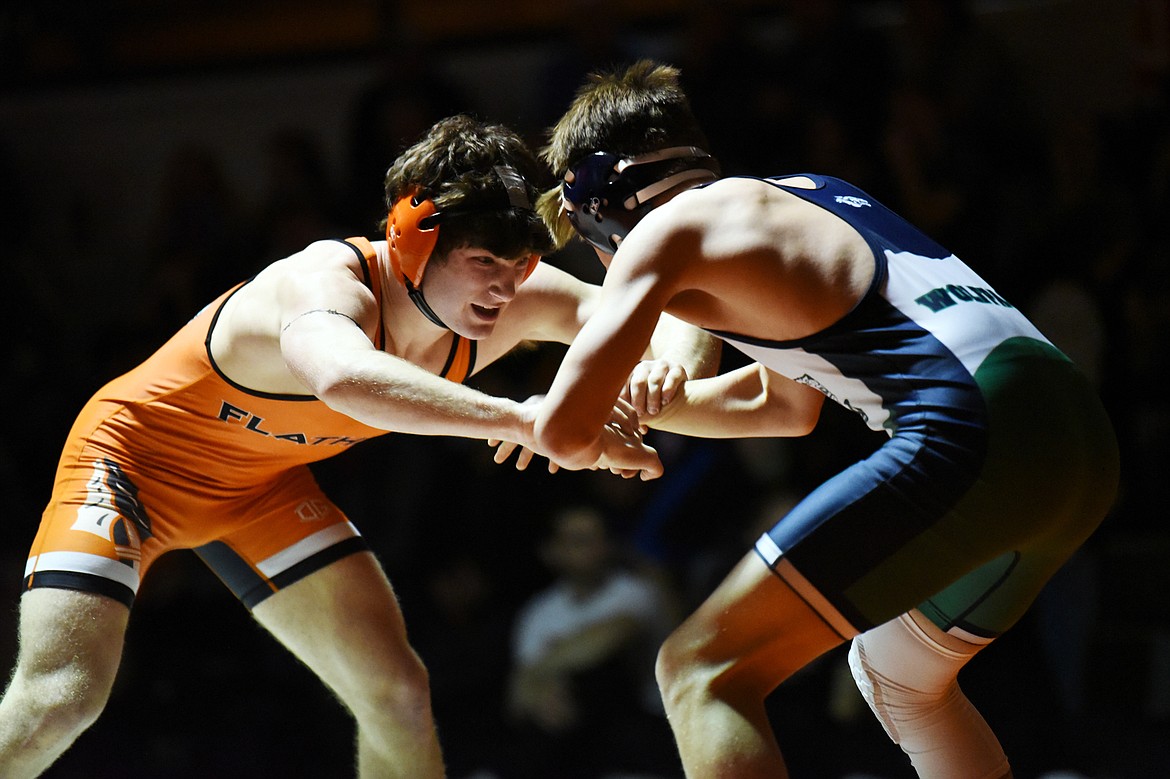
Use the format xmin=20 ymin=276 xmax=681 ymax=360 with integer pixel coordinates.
xmin=382 ymin=115 xmax=554 ymax=260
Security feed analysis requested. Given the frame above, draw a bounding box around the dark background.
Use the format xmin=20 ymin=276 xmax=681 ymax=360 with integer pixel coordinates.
xmin=1 ymin=1 xmax=1167 ymax=777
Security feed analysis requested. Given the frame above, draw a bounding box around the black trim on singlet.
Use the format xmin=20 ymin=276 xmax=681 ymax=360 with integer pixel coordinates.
xmin=204 ymin=282 xmax=321 ymax=402
xmin=25 ymin=570 xmax=135 ymax=609
xmin=929 ymin=552 xmax=1021 ymax=638
xmin=204 ymin=240 xmax=473 ymax=398
xmin=440 ymin=336 xmax=478 ymax=381
xmin=195 ymin=541 xmax=271 ymax=608
xmin=334 ymin=238 xmax=386 ymax=351
xmin=196 ymin=535 xmax=371 ymax=610
xmin=204 ymin=239 xmax=390 ymax=401
xmin=465 ymin=339 xmax=478 ymax=379
xmin=268 ymin=536 xmax=370 ymax=592
xmin=336 ymin=238 xmax=476 ymax=382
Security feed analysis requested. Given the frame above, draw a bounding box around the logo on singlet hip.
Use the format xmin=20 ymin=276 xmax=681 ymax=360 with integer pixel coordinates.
xmin=794 ymin=374 xmax=869 ymax=424
xmin=72 ymin=458 xmax=152 ymax=569
xmin=295 ymin=499 xmax=332 ymax=522
xmin=834 ymin=196 xmax=871 ymax=208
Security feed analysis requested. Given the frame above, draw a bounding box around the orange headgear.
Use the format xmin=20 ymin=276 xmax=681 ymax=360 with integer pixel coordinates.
xmin=385 ymin=165 xmax=541 ymax=293
xmin=386 ymin=193 xmax=442 ymax=290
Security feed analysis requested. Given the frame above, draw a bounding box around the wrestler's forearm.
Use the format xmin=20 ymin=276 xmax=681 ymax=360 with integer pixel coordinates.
xmin=645 ymin=363 xmax=822 ymax=438
xmin=646 ymin=312 xmax=722 ymax=379
xmin=315 ymin=350 xmax=534 ymax=444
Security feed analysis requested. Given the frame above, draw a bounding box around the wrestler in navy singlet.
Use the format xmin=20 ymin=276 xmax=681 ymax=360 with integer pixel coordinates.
xmin=708 ymin=175 xmax=1119 ymax=639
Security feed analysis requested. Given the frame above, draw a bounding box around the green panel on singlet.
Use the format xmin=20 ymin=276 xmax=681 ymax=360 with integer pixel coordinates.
xmin=845 ymin=337 xmax=1119 ymax=635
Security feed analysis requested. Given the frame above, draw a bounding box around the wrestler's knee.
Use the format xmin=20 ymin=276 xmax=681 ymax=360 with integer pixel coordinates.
xmin=655 ymin=621 xmax=721 ymax=713
xmin=1 ymin=639 xmax=119 ymax=761
xmin=848 ymin=612 xmax=973 ymax=733
xmin=6 ymin=660 xmax=112 ymax=738
xmin=848 ymin=612 xmax=1010 ymax=778
xmin=341 ymin=647 xmax=435 ymax=730
xmin=3 ymin=590 xmax=126 ymax=742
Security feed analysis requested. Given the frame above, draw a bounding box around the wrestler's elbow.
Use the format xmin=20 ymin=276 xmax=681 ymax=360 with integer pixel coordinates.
xmin=784 ymin=405 xmax=821 ymax=437
xmin=277 ymin=356 xmax=328 ymax=399
xmin=790 ymin=393 xmax=824 ymax=436
xmin=534 ymin=413 xmax=600 ymax=469
xmin=762 ymin=370 xmax=824 ymax=437
xmin=311 ymin=379 xmax=361 ymax=418
xmin=280 ymin=334 xmax=346 ymax=399
xmin=308 ymin=362 xmax=377 ymax=412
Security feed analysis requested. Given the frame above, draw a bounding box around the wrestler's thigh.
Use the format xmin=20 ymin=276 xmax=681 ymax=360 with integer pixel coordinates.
xmin=920 ymin=544 xmax=1080 ymax=638
xmin=12 ymin=588 xmax=128 ymax=690
xmin=250 ymin=552 xmax=417 ymax=690
xmin=665 ymin=551 xmax=845 ymax=692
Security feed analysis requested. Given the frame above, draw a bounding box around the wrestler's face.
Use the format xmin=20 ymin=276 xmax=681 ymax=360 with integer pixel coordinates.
xmin=423 ymin=245 xmax=533 ymax=339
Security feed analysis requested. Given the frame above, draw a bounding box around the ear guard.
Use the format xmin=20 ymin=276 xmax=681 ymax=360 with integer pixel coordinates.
xmin=561 ymin=146 xmax=719 ymax=253
xmin=385 ymin=185 xmax=542 ymax=292
xmin=386 ymin=193 xmax=441 ymax=290
xmin=384 ymin=182 xmax=543 ymax=330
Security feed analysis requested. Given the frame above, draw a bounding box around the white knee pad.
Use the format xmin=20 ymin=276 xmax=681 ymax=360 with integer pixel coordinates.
xmin=848 ymin=611 xmax=1010 ymax=779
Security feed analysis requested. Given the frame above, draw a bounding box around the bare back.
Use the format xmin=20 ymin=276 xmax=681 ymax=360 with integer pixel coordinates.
xmin=636 ymin=176 xmax=876 ymax=342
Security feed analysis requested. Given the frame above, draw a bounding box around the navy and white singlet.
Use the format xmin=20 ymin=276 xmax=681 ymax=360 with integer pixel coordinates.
xmin=708 ymin=175 xmax=1119 ymax=639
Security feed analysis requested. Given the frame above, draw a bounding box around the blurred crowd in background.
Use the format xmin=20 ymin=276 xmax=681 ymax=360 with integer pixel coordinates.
xmin=1 ymin=1 xmax=1168 ymax=777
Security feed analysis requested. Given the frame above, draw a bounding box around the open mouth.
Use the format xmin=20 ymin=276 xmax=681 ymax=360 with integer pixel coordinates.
xmin=471 ymin=303 xmax=500 ymax=321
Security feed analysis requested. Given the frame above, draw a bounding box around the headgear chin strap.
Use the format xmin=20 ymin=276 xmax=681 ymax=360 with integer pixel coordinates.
xmin=561 ymin=146 xmax=720 ymax=253
xmin=385 ymin=166 xmax=543 ymax=330
xmin=386 ymin=193 xmax=448 ymax=328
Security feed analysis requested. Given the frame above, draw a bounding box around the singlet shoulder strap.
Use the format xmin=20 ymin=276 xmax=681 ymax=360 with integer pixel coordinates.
xmin=336 ymin=237 xmax=476 ymax=384
xmin=336 ymin=237 xmax=384 ymax=350
xmin=440 ymin=336 xmax=477 ymax=384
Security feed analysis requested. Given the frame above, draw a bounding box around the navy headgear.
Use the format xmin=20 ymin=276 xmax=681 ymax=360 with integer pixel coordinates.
xmin=561 ymin=146 xmax=719 ymax=253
